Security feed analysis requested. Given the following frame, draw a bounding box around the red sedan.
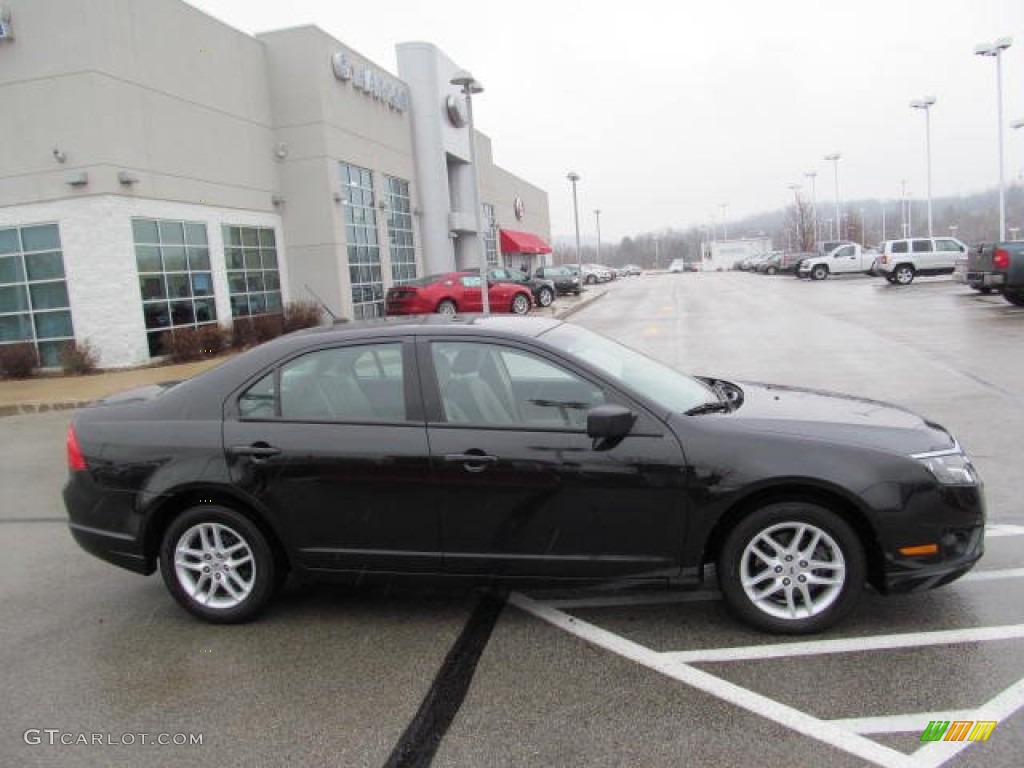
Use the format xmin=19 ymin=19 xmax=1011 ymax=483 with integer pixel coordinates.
xmin=385 ymin=272 xmax=533 ymax=317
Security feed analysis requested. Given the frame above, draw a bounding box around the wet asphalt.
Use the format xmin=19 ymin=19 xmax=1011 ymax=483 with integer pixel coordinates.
xmin=2 ymin=271 xmax=1022 ymax=767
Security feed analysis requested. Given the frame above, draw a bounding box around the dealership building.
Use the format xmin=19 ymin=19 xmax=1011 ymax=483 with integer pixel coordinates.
xmin=0 ymin=0 xmax=551 ymax=367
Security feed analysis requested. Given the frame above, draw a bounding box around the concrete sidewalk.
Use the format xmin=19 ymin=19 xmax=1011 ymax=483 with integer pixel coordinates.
xmin=0 ymin=287 xmax=607 ymax=417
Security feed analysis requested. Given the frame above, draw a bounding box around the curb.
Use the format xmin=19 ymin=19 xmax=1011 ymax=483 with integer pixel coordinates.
xmin=552 ymin=288 xmax=607 ymax=320
xmin=0 ymin=400 xmax=92 ymax=419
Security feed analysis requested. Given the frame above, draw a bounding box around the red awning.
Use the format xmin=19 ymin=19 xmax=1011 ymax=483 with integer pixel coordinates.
xmin=500 ymin=229 xmax=552 ymax=255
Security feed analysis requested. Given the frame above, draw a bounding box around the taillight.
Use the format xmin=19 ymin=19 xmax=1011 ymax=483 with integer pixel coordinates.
xmin=66 ymin=425 xmax=87 ymax=471
xmin=881 ymin=255 xmax=889 ymax=265
xmin=993 ymin=248 xmax=1010 ymax=270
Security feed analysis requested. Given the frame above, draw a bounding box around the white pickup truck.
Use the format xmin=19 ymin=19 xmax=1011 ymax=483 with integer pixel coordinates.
xmin=797 ymin=242 xmax=878 ymax=280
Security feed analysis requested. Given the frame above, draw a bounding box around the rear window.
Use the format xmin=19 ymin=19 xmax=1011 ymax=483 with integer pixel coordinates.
xmin=911 ymin=240 xmax=933 ymax=253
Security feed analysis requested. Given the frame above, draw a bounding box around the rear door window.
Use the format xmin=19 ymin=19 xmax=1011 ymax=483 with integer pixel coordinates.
xmin=911 ymin=239 xmax=933 ymax=253
xmin=891 ymin=241 xmax=908 ymax=254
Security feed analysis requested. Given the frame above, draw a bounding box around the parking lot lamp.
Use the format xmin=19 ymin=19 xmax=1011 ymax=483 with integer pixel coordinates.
xmin=910 ymin=96 xmax=937 ymax=238
xmin=787 ymin=184 xmax=802 ymax=248
xmin=594 ymin=209 xmax=602 ymax=265
xmin=949 ymin=224 xmax=959 ymax=238
xmin=975 ymin=38 xmax=1013 ymax=241
xmin=824 ymin=153 xmax=842 ymax=239
xmin=567 ymin=172 xmax=582 ymax=277
xmin=804 ymin=171 xmax=818 ymax=242
xmin=450 ymin=70 xmax=489 ymax=313
xmin=720 ymin=203 xmax=729 ymax=240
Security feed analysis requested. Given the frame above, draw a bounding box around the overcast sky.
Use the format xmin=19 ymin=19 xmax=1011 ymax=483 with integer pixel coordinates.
xmin=187 ymin=0 xmax=1023 ymax=241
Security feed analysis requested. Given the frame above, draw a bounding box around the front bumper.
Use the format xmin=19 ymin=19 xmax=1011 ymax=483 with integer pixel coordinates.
xmin=881 ymin=524 xmax=984 ymax=594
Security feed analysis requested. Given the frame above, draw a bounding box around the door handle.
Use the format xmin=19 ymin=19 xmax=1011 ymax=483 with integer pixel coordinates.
xmin=229 ymin=443 xmax=282 ymax=460
xmin=443 ymin=453 xmax=497 ymax=473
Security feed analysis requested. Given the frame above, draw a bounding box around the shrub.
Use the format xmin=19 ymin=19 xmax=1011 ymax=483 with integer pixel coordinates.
xmin=59 ymin=339 xmax=99 ymax=375
xmin=230 ymin=313 xmax=286 ymax=349
xmin=161 ymin=325 xmax=227 ymax=364
xmin=283 ymin=301 xmax=323 ymax=333
xmin=0 ymin=342 xmax=39 ymax=379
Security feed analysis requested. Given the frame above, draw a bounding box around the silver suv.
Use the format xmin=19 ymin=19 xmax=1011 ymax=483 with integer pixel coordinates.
xmin=875 ymin=237 xmax=967 ymax=285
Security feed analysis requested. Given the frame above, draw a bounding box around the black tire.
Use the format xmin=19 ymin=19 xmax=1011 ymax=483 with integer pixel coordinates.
xmin=436 ymin=299 xmax=457 ymax=317
xmin=510 ymin=292 xmax=531 ymax=315
xmin=717 ymin=501 xmax=865 ymax=634
xmin=585 ymin=274 xmax=597 ymax=285
xmin=766 ymin=267 xmax=777 ymax=275
xmin=885 ymin=274 xmax=898 ymax=284
xmin=972 ymin=286 xmax=993 ymax=295
xmin=810 ymin=265 xmax=828 ymax=281
xmin=893 ymin=264 xmax=915 ymax=285
xmin=1004 ymin=291 xmax=1024 ymax=307
xmin=536 ymin=286 xmax=554 ymax=307
xmin=159 ymin=505 xmax=277 ymax=624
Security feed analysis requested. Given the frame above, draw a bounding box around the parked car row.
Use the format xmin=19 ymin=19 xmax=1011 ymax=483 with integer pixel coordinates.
xmin=742 ymin=238 xmax=970 ymax=285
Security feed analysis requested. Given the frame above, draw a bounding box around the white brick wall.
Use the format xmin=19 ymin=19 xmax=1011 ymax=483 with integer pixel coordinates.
xmin=0 ymin=195 xmax=284 ymax=368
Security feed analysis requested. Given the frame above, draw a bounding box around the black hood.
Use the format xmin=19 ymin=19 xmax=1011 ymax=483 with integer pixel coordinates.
xmin=713 ymin=381 xmax=956 ymax=455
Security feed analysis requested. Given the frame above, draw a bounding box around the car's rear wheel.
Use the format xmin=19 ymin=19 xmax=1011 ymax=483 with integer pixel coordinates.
xmin=718 ymin=501 xmax=865 ymax=634
xmin=436 ymin=299 xmax=457 ymax=317
xmin=536 ymin=286 xmax=554 ymax=307
xmin=511 ymin=292 xmax=531 ymax=315
xmin=585 ymin=274 xmax=597 ymax=285
xmin=159 ymin=505 xmax=276 ymax=623
xmin=1004 ymin=291 xmax=1024 ymax=307
xmin=766 ymin=266 xmax=777 ymax=275
xmin=893 ymin=264 xmax=915 ymax=285
xmin=810 ymin=265 xmax=828 ymax=281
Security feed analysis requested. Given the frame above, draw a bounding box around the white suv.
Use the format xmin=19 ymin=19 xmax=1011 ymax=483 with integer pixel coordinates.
xmin=875 ymin=237 xmax=967 ymax=285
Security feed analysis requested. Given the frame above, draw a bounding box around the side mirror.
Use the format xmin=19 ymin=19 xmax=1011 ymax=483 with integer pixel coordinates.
xmin=586 ymin=404 xmax=636 ymax=440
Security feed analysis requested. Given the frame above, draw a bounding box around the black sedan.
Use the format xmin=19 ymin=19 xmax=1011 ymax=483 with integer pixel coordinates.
xmin=64 ymin=316 xmax=985 ymax=634
xmin=486 ymin=267 xmax=556 ymax=307
xmin=534 ymin=265 xmax=582 ymax=296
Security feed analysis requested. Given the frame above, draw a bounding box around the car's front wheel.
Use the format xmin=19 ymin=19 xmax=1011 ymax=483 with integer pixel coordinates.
xmin=810 ymin=265 xmax=828 ymax=281
xmin=536 ymin=286 xmax=554 ymax=307
xmin=159 ymin=505 xmax=277 ymax=623
xmin=717 ymin=501 xmax=865 ymax=634
xmin=511 ymin=292 xmax=531 ymax=315
xmin=436 ymin=299 xmax=457 ymax=317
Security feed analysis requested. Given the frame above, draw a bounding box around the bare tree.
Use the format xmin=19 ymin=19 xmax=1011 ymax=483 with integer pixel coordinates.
xmin=784 ymin=194 xmax=816 ymax=251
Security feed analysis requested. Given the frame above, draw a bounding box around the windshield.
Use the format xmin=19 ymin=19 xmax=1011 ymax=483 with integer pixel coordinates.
xmin=541 ymin=323 xmax=715 ymax=413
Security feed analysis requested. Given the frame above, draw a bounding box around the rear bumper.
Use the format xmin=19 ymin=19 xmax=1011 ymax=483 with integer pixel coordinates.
xmin=966 ymin=271 xmax=1005 ymax=288
xmin=68 ymin=522 xmax=153 ymax=574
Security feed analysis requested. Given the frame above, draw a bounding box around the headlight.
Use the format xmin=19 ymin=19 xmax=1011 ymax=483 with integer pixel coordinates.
xmin=911 ymin=448 xmax=980 ymax=485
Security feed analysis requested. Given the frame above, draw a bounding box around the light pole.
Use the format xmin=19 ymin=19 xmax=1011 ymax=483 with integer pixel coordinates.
xmin=567 ymin=172 xmax=582 ymax=279
xmin=975 ymin=37 xmax=1013 ymax=241
xmin=949 ymin=224 xmax=959 ymax=238
xmin=899 ymin=179 xmax=910 ymax=237
xmin=824 ymin=153 xmax=841 ymax=239
xmin=1010 ymin=226 xmax=1020 ymax=241
xmin=720 ymin=203 xmax=729 ymax=241
xmin=825 ymin=217 xmax=833 ymax=240
xmin=450 ymin=70 xmax=488 ymax=313
xmin=910 ymin=96 xmax=937 ymax=237
xmin=594 ymin=209 xmax=602 ymax=265
xmin=804 ymin=171 xmax=818 ymax=242
xmin=880 ymin=201 xmax=887 ymax=241
xmin=787 ymin=184 xmax=802 ymax=249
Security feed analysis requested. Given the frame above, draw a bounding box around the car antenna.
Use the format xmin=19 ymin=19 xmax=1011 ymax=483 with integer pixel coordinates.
xmin=304 ymin=284 xmax=346 ymax=324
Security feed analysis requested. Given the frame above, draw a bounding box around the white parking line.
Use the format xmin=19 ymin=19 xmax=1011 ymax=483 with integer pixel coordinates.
xmin=985 ymin=524 xmax=1024 ymax=538
xmin=962 ymin=567 xmax=1024 ymax=583
xmin=511 ymin=592 xmax=921 ymax=768
xmin=543 ymin=590 xmax=721 ymax=610
xmin=664 ymin=624 xmax=1024 ymax=664
xmin=541 ymin=564 xmax=1024 ymax=610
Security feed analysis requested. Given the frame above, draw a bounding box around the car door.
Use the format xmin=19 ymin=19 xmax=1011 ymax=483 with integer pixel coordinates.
xmin=934 ymin=238 xmax=965 ymax=271
xmin=457 ymin=275 xmax=484 ymax=311
xmin=419 ymin=337 xmax=687 ymax=579
xmin=832 ymin=244 xmax=858 ymax=274
xmin=912 ymin=239 xmax=934 ymax=271
xmin=223 ymin=339 xmax=439 ymax=574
